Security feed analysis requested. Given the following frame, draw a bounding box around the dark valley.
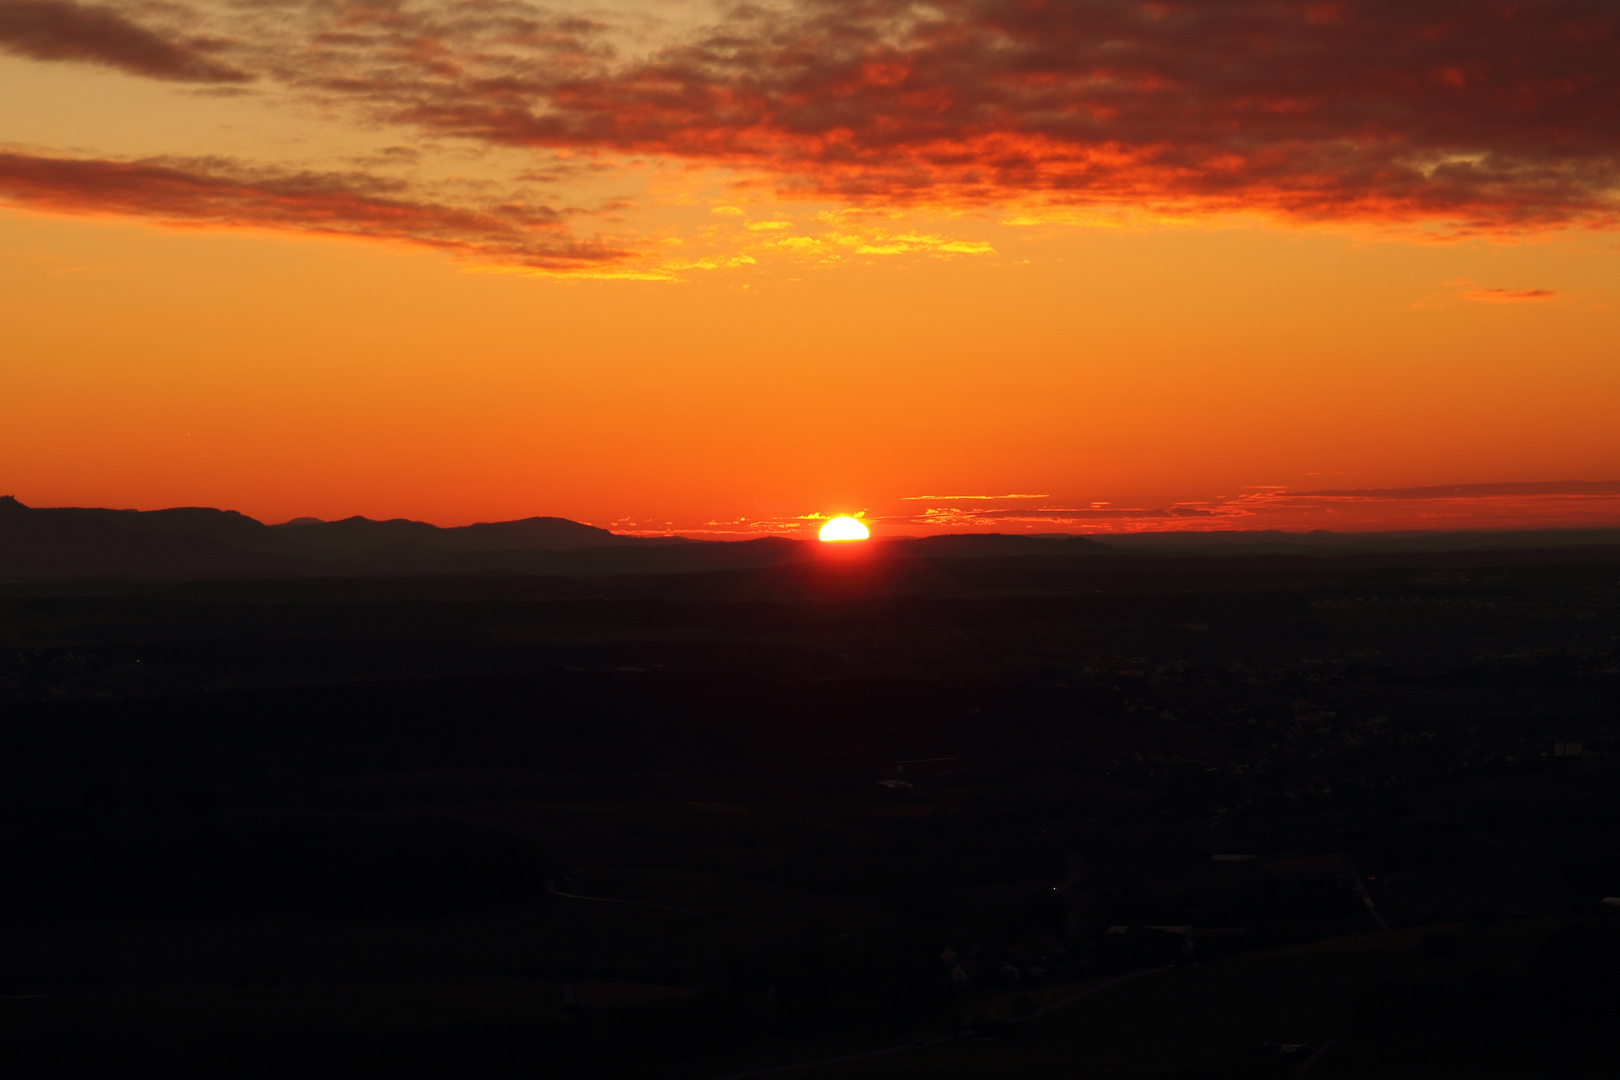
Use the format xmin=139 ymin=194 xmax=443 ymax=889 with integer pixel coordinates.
xmin=3 ymin=507 xmax=1619 ymax=1078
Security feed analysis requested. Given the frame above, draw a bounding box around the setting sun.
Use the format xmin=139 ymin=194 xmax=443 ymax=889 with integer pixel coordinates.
xmin=818 ymin=517 xmax=870 ymax=542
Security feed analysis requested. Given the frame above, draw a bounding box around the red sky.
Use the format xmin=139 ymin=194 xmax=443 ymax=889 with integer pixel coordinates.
xmin=2 ymin=0 xmax=1618 ymax=535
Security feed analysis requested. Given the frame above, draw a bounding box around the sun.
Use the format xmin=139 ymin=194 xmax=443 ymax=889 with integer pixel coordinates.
xmin=818 ymin=516 xmax=870 ymax=542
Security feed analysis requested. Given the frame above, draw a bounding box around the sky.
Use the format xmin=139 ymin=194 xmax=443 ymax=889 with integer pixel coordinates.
xmin=2 ymin=0 xmax=1618 ymax=536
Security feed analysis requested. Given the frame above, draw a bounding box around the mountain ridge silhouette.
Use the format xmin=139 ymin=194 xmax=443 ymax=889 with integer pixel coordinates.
xmin=0 ymin=497 xmax=782 ymax=581
xmin=5 ymin=496 xmax=1618 ymax=584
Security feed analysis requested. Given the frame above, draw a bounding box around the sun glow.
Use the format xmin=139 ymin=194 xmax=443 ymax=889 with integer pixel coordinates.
xmin=818 ymin=516 xmax=870 ymax=542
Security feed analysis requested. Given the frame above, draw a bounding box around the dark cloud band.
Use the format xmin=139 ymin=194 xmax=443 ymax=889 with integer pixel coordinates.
xmin=0 ymin=0 xmax=250 ymax=83
xmin=251 ymin=0 xmax=1620 ymax=229
xmin=9 ymin=1 xmax=1620 ymax=238
xmin=0 ymin=152 xmax=626 ymax=268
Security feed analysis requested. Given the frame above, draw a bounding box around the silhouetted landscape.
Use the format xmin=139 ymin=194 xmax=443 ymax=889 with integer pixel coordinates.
xmin=4 ymin=501 xmax=1619 ymax=1078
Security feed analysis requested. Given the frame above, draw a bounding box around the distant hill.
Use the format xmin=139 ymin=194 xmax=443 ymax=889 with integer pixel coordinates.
xmin=271 ymin=515 xmax=641 ymax=553
xmin=7 ymin=495 xmax=1620 ymax=585
xmin=0 ymin=497 xmax=309 ymax=581
xmin=55 ymin=505 xmax=311 ymax=556
xmin=0 ymin=497 xmax=779 ymax=582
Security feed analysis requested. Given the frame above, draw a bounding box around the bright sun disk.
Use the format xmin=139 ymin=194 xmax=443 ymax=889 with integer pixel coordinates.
xmin=818 ymin=516 xmax=869 ymax=542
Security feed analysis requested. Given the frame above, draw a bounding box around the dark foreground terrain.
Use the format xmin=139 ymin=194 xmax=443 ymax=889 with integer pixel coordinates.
xmin=3 ymin=537 xmax=1619 ymax=1077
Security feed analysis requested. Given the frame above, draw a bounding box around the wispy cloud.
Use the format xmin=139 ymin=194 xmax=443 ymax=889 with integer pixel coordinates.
xmin=902 ymin=493 xmax=1050 ymax=501
xmin=622 ymin=480 xmax=1620 ymax=537
xmin=1289 ymin=480 xmax=1620 ymax=500
xmin=911 ymin=505 xmax=1220 ymax=524
xmin=1461 ymin=287 xmax=1560 ymax=303
xmin=894 ymin=480 xmax=1620 ymax=533
xmin=0 ymin=151 xmax=629 ymax=269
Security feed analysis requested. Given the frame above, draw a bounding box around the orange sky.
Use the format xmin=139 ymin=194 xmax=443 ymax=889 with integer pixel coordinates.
xmin=3 ymin=0 xmax=1618 ymax=536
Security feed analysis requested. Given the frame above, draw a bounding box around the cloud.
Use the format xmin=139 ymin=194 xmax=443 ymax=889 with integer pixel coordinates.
xmin=1289 ymin=480 xmax=1620 ymax=499
xmin=0 ymin=151 xmax=627 ymax=269
xmin=1201 ymin=479 xmax=1620 ymax=530
xmin=913 ymin=505 xmax=1221 ymax=522
xmin=11 ymin=1 xmax=1620 ymax=250
xmin=853 ymin=233 xmax=995 ymax=255
xmin=1461 ymin=287 xmax=1560 ymax=302
xmin=897 ymin=480 xmax=1620 ymax=532
xmin=207 ymin=0 xmax=1620 ymax=232
xmin=902 ymin=493 xmax=1050 ymax=500
xmin=12 ymin=1 xmax=1620 ymax=229
xmin=643 ymin=479 xmax=1620 ymax=536
xmin=0 ymin=0 xmax=250 ymax=83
